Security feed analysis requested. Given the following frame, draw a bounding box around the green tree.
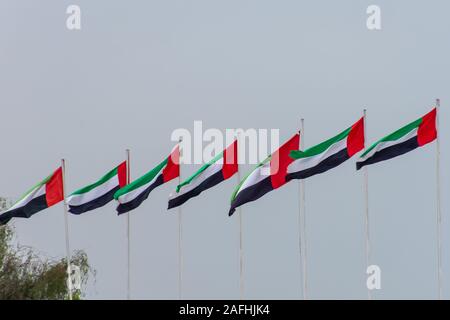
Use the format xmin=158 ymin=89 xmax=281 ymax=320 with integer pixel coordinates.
xmin=0 ymin=197 xmax=93 ymax=299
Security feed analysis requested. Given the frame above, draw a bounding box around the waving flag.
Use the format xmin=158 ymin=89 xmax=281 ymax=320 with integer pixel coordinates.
xmin=229 ymin=134 xmax=299 ymax=216
xmin=168 ymin=140 xmax=238 ymax=209
xmin=114 ymin=145 xmax=179 ymax=214
xmin=287 ymin=117 xmax=364 ymax=180
xmin=67 ymin=162 xmax=127 ymax=214
xmin=0 ymin=167 xmax=64 ymax=225
xmin=356 ymin=108 xmax=436 ymax=170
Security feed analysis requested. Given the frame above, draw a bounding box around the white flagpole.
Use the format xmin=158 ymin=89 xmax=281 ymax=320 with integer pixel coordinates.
xmin=178 ymin=139 xmax=183 ymax=300
xmin=362 ymin=109 xmax=372 ymax=300
xmin=298 ymin=119 xmax=308 ymax=300
xmin=237 ymin=165 xmax=244 ymax=300
xmin=61 ymin=159 xmax=73 ymax=300
xmin=234 ymin=133 xmax=244 ymax=300
xmin=178 ymin=183 xmax=183 ymax=300
xmin=435 ymin=98 xmax=443 ymax=300
xmin=126 ymin=149 xmax=131 ymax=300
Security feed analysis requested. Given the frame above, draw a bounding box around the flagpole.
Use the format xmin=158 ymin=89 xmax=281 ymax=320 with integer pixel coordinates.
xmin=178 ymin=138 xmax=183 ymax=300
xmin=237 ymin=165 xmax=244 ymax=300
xmin=362 ymin=109 xmax=372 ymax=300
xmin=298 ymin=118 xmax=308 ymax=300
xmin=178 ymin=203 xmax=183 ymax=300
xmin=61 ymin=159 xmax=73 ymax=300
xmin=435 ymin=98 xmax=443 ymax=300
xmin=126 ymin=149 xmax=131 ymax=300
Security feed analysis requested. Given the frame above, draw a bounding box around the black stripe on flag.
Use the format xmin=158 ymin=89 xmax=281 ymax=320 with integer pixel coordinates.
xmin=0 ymin=194 xmax=48 ymax=225
xmin=229 ymin=176 xmax=273 ymax=216
xmin=286 ymin=148 xmax=350 ymax=181
xmin=69 ymin=186 xmax=120 ymax=215
xmin=168 ymin=170 xmax=225 ymax=210
xmin=116 ymin=175 xmax=165 ymax=215
xmin=356 ymin=136 xmax=419 ymax=170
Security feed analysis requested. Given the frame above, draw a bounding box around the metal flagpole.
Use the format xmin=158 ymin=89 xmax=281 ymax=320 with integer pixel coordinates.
xmin=233 ymin=132 xmax=244 ymax=300
xmin=435 ymin=98 xmax=443 ymax=300
xmin=299 ymin=119 xmax=308 ymax=300
xmin=178 ymin=139 xmax=183 ymax=300
xmin=237 ymin=164 xmax=244 ymax=300
xmin=61 ymin=159 xmax=73 ymax=300
xmin=126 ymin=149 xmax=131 ymax=300
xmin=362 ymin=109 xmax=372 ymax=300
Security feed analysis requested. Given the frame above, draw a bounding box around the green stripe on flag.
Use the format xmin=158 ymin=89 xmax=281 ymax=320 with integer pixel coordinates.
xmin=70 ymin=166 xmax=119 ymax=196
xmin=114 ymin=157 xmax=168 ymax=200
xmin=290 ymin=126 xmax=351 ymax=159
xmin=13 ymin=173 xmax=51 ymax=206
xmin=176 ymin=151 xmax=224 ymax=193
xmin=360 ymin=117 xmax=422 ymax=158
xmin=230 ymin=155 xmax=271 ymax=203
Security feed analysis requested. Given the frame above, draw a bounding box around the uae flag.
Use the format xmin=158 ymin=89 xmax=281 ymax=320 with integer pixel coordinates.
xmin=287 ymin=117 xmax=365 ymax=180
xmin=229 ymin=133 xmax=299 ymax=216
xmin=114 ymin=145 xmax=180 ymax=214
xmin=356 ymin=108 xmax=437 ymax=170
xmin=168 ymin=140 xmax=238 ymax=209
xmin=0 ymin=167 xmax=64 ymax=225
xmin=67 ymin=162 xmax=127 ymax=214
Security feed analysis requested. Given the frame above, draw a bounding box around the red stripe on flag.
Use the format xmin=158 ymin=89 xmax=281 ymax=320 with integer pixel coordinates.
xmin=222 ymin=140 xmax=238 ymax=180
xmin=45 ymin=167 xmax=64 ymax=207
xmin=163 ymin=145 xmax=180 ymax=183
xmin=418 ymin=108 xmax=437 ymax=146
xmin=347 ymin=117 xmax=365 ymax=157
xmin=270 ymin=133 xmax=300 ymax=189
xmin=117 ymin=161 xmax=128 ymax=187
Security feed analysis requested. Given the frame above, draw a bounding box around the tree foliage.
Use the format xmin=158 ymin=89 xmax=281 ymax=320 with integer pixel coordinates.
xmin=0 ymin=197 xmax=93 ymax=299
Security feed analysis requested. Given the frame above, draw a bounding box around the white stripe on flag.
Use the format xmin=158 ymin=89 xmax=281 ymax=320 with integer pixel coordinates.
xmin=67 ymin=175 xmax=119 ymax=206
xmin=118 ymin=172 xmax=162 ymax=204
xmin=237 ymin=162 xmax=271 ymax=196
xmin=359 ymin=128 xmax=418 ymax=161
xmin=287 ymin=138 xmax=347 ymax=174
xmin=6 ymin=184 xmax=46 ymax=212
xmin=169 ymin=163 xmax=222 ymax=200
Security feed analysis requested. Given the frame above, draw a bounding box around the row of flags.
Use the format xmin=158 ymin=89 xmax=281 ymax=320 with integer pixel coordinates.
xmin=0 ymin=108 xmax=437 ymax=225
xmin=229 ymin=116 xmax=365 ymax=215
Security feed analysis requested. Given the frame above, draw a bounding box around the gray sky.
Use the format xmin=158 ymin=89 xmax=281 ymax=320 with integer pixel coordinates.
xmin=1 ymin=0 xmax=449 ymax=299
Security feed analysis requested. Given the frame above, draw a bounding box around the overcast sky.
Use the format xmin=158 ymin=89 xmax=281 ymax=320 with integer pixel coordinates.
xmin=1 ymin=0 xmax=450 ymax=299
